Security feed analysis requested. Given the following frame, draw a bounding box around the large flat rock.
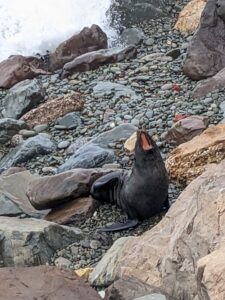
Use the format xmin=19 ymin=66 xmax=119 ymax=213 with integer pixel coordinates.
xmin=90 ymin=159 xmax=225 ymax=299
xmin=0 ymin=266 xmax=100 ymax=300
xmin=0 ymin=217 xmax=82 ymax=267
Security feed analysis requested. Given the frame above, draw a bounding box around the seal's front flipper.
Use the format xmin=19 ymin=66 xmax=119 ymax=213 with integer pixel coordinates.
xmin=98 ymin=219 xmax=139 ymax=232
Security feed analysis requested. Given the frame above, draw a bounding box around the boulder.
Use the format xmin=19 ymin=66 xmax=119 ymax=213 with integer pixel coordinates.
xmin=183 ymin=0 xmax=225 ymax=80
xmin=57 ymin=143 xmax=115 ymax=173
xmin=0 ymin=118 xmax=28 ymax=144
xmin=175 ymin=0 xmax=206 ymax=33
xmin=0 ymin=55 xmax=49 ymax=89
xmin=62 ymin=46 xmax=136 ymax=77
xmin=45 ymin=196 xmax=98 ymax=225
xmin=89 ymin=159 xmax=225 ymax=299
xmin=166 ymin=124 xmax=225 ymax=184
xmin=49 ymin=24 xmax=108 ymax=71
xmin=108 ymin=0 xmax=169 ymax=28
xmin=193 ymin=67 xmax=225 ymax=98
xmin=197 ymin=246 xmax=225 ymax=300
xmin=27 ymin=168 xmax=115 ymax=210
xmin=1 ymin=79 xmax=45 ymax=119
xmin=0 ymin=135 xmax=55 ymax=170
xmin=0 ymin=266 xmax=100 ymax=300
xmin=0 ymin=170 xmax=49 ymax=218
xmin=21 ymin=92 xmax=84 ymax=127
xmin=166 ymin=115 xmax=208 ymax=145
xmin=0 ymin=217 xmax=82 ymax=267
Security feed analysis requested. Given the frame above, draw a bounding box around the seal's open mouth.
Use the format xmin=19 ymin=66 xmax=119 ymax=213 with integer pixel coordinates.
xmin=140 ymin=132 xmax=153 ymax=151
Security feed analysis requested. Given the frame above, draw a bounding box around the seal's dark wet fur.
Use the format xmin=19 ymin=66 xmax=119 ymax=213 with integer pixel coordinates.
xmin=90 ymin=130 xmax=169 ymax=232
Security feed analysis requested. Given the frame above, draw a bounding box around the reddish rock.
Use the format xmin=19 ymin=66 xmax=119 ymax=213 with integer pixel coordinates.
xmin=0 ymin=55 xmax=49 ymax=89
xmin=21 ymin=92 xmax=84 ymax=127
xmin=1 ymin=167 xmax=27 ymax=176
xmin=193 ymin=67 xmax=225 ymax=98
xmin=49 ymin=24 xmax=108 ymax=71
xmin=27 ymin=168 xmax=114 ymax=210
xmin=62 ymin=46 xmax=136 ymax=77
xmin=45 ymin=196 xmax=99 ymax=225
xmin=166 ymin=115 xmax=208 ymax=145
xmin=183 ymin=0 xmax=225 ymax=80
xmin=0 ymin=266 xmax=100 ymax=300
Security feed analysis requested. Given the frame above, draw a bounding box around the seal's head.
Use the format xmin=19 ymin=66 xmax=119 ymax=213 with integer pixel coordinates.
xmin=134 ymin=130 xmax=162 ymax=166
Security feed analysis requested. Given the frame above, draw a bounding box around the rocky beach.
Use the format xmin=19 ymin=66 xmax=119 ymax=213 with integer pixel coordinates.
xmin=0 ymin=0 xmax=225 ymax=299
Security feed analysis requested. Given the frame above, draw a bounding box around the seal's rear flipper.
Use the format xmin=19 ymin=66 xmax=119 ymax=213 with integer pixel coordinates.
xmin=98 ymin=219 xmax=139 ymax=232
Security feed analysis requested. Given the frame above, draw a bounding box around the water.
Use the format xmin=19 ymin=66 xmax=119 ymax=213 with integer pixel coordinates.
xmin=0 ymin=0 xmax=116 ymax=62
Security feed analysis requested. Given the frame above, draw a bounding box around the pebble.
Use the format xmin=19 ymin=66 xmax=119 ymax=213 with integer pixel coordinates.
xmin=58 ymin=141 xmax=70 ymax=149
xmin=19 ymin=129 xmax=37 ymax=138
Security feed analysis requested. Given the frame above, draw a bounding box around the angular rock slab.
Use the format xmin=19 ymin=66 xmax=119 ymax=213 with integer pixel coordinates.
xmin=175 ymin=0 xmax=206 ymax=33
xmin=166 ymin=124 xmax=225 ymax=184
xmin=0 ymin=135 xmax=55 ymax=170
xmin=27 ymin=168 xmax=115 ymax=210
xmin=1 ymin=79 xmax=45 ymax=119
xmin=45 ymin=196 xmax=99 ymax=225
xmin=49 ymin=24 xmax=108 ymax=71
xmin=0 ymin=217 xmax=82 ymax=267
xmin=21 ymin=92 xmax=84 ymax=128
xmin=62 ymin=46 xmax=136 ymax=76
xmin=0 ymin=266 xmax=100 ymax=300
xmin=193 ymin=67 xmax=225 ymax=98
xmin=166 ymin=115 xmax=208 ymax=145
xmin=0 ymin=55 xmax=49 ymax=89
xmin=0 ymin=118 xmax=28 ymax=144
xmin=0 ymin=170 xmax=49 ymax=218
xmin=90 ymin=159 xmax=225 ymax=299
xmin=91 ymin=124 xmax=137 ymax=147
xmin=183 ymin=0 xmax=225 ymax=80
xmin=57 ymin=143 xmax=115 ymax=173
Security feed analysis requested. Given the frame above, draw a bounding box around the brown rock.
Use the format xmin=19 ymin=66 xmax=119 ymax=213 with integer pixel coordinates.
xmin=62 ymin=46 xmax=136 ymax=77
xmin=0 ymin=55 xmax=49 ymax=89
xmin=90 ymin=159 xmax=225 ymax=299
xmin=49 ymin=24 xmax=108 ymax=71
xmin=21 ymin=92 xmax=84 ymax=127
xmin=45 ymin=196 xmax=99 ymax=225
xmin=166 ymin=115 xmax=208 ymax=145
xmin=27 ymin=168 xmax=115 ymax=210
xmin=193 ymin=67 xmax=225 ymax=98
xmin=165 ymin=124 xmax=225 ymax=184
xmin=0 ymin=266 xmax=100 ymax=300
xmin=1 ymin=166 xmax=26 ymax=176
xmin=175 ymin=0 xmax=206 ymax=33
xmin=105 ymin=277 xmax=170 ymax=300
xmin=197 ymin=247 xmax=225 ymax=300
xmin=183 ymin=0 xmax=225 ymax=80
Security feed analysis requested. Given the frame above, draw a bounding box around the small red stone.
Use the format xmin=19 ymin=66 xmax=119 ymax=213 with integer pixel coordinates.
xmin=172 ymin=83 xmax=181 ymax=92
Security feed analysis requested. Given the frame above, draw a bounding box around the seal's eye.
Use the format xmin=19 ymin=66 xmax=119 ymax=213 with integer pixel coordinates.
xmin=140 ymin=133 xmax=153 ymax=151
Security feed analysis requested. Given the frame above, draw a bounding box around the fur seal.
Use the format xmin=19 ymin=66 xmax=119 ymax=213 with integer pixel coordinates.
xmin=90 ymin=130 xmax=169 ymax=232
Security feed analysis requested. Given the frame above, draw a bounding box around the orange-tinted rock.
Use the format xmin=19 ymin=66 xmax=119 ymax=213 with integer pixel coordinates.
xmin=0 ymin=266 xmax=100 ymax=300
xmin=45 ymin=196 xmax=99 ymax=225
xmin=62 ymin=46 xmax=136 ymax=77
xmin=49 ymin=24 xmax=108 ymax=71
xmin=166 ymin=115 xmax=208 ymax=145
xmin=0 ymin=55 xmax=49 ymax=89
xmin=27 ymin=168 xmax=114 ymax=210
xmin=166 ymin=124 xmax=225 ymax=184
xmin=21 ymin=92 xmax=84 ymax=127
xmin=175 ymin=0 xmax=206 ymax=33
